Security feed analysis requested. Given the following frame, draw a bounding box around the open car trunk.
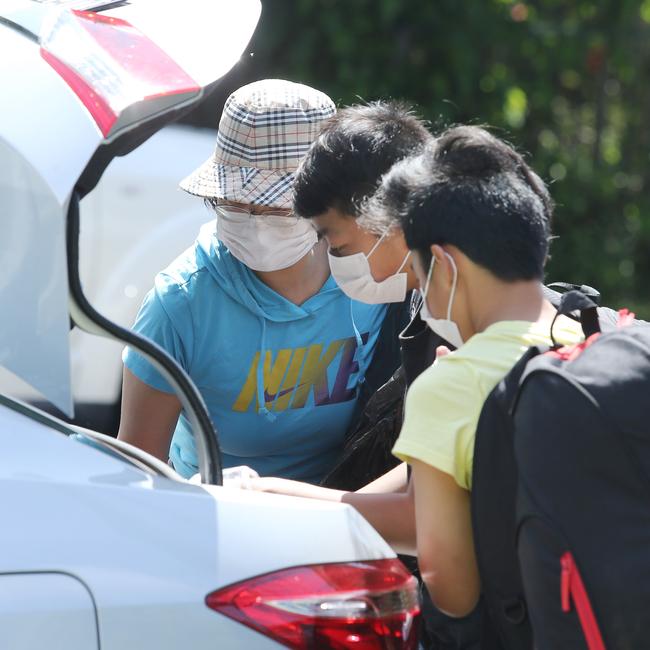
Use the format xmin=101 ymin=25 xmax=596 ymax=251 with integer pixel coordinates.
xmin=0 ymin=0 xmax=261 ymax=484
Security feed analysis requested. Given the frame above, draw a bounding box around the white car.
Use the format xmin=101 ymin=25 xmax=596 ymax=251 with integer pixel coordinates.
xmin=72 ymin=122 xmax=218 ymax=432
xmin=0 ymin=2 xmax=421 ymax=649
xmin=0 ymin=89 xmax=218 ymax=432
xmin=0 ymin=122 xmax=218 ymax=432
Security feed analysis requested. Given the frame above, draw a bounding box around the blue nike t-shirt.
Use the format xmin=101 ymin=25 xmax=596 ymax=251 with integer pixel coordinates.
xmin=123 ymin=223 xmax=387 ymax=483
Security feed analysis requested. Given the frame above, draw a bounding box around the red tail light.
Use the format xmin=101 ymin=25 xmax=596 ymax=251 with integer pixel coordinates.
xmin=40 ymin=9 xmax=200 ymax=138
xmin=206 ymin=559 xmax=420 ymax=649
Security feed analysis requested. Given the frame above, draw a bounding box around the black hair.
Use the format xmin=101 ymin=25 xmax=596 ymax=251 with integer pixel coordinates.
xmin=292 ymin=100 xmax=432 ymax=223
xmin=204 ymin=197 xmax=220 ymax=213
xmin=371 ymin=125 xmax=553 ymax=281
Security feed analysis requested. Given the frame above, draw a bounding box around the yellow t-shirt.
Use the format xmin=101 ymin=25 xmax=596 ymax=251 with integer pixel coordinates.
xmin=393 ymin=318 xmax=584 ymax=490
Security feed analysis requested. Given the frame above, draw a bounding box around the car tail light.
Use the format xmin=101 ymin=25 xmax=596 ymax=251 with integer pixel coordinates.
xmin=206 ymin=559 xmax=420 ymax=649
xmin=40 ymin=9 xmax=200 ymax=139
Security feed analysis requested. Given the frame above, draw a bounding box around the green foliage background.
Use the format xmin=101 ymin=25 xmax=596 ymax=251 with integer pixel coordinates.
xmin=198 ymin=0 xmax=650 ymax=314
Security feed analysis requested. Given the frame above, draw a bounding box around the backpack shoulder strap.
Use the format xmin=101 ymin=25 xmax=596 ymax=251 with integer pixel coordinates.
xmin=546 ymin=282 xmax=601 ymax=304
xmin=544 ymin=282 xmax=633 ymax=333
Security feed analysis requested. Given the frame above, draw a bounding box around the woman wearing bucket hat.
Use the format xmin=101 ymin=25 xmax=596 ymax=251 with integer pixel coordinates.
xmin=117 ymin=79 xmax=389 ymax=484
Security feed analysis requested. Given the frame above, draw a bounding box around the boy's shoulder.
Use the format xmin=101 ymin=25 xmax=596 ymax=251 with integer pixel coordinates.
xmin=409 ymin=319 xmax=573 ymax=404
xmin=452 ymin=319 xmax=581 ymax=364
xmin=408 ymin=350 xmax=480 ymax=409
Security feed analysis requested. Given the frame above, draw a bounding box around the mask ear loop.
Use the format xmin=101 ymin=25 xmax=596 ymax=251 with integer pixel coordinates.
xmin=444 ymin=253 xmax=459 ymax=320
xmin=366 ymin=230 xmax=390 ymax=260
xmin=396 ymin=250 xmax=411 ymax=273
xmin=421 ymin=255 xmax=435 ymax=300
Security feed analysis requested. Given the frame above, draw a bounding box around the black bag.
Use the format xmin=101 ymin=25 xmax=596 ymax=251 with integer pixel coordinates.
xmin=321 ymin=367 xmax=405 ymax=490
xmin=322 ymin=294 xmax=443 ymax=491
xmin=470 ymin=288 xmax=644 ymax=650
xmin=398 ymin=293 xmax=442 ymax=386
xmin=512 ymin=294 xmax=650 ymax=650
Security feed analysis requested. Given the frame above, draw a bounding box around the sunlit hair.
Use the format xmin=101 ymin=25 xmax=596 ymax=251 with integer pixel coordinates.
xmin=363 ymin=125 xmax=553 ymax=281
xmin=293 ymin=100 xmax=433 ymax=221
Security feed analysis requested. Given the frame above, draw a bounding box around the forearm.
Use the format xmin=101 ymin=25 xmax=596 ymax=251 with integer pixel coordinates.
xmin=251 ymin=476 xmax=415 ymax=554
xmin=411 ymin=460 xmax=480 ymax=617
xmin=341 ymin=491 xmax=416 ymax=555
xmin=250 ymin=478 xmax=345 ymax=501
xmin=357 ymin=462 xmax=408 ymax=494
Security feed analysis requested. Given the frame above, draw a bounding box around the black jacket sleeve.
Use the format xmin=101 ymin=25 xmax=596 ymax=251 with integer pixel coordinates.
xmin=322 ymin=294 xmax=449 ymax=490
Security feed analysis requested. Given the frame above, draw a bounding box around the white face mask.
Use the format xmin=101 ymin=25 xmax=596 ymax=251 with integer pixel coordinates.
xmin=328 ymin=231 xmax=411 ymax=304
xmin=216 ymin=206 xmax=318 ymax=272
xmin=420 ymin=253 xmax=464 ymax=349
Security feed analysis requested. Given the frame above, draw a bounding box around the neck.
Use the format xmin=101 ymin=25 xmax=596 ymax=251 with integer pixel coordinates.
xmin=406 ymin=265 xmax=419 ymax=291
xmin=468 ymin=278 xmax=554 ymax=337
xmin=254 ymin=239 xmax=330 ymax=305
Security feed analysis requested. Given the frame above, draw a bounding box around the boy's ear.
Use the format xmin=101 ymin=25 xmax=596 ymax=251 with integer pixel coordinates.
xmin=430 ymin=243 xmax=444 ymax=263
xmin=431 ymin=244 xmax=455 ymax=289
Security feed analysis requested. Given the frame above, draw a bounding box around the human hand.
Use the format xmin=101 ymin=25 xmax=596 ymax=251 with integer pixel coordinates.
xmin=247 ymin=476 xmax=306 ymax=495
xmin=222 ymin=465 xmax=260 ymax=489
xmin=188 ymin=465 xmax=260 ymax=489
xmin=247 ymin=476 xmax=344 ymax=502
xmin=432 ymin=344 xmax=452 ymax=367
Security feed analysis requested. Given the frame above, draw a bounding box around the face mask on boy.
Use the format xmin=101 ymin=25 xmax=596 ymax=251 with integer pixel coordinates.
xmin=328 ymin=231 xmax=411 ymax=304
xmin=216 ymin=206 xmax=318 ymax=272
xmin=420 ymin=252 xmax=464 ymax=349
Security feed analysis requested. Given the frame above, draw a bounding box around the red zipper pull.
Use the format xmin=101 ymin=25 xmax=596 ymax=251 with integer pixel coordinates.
xmin=561 ymin=552 xmax=572 ymax=613
xmin=559 ymin=551 xmax=607 ymax=650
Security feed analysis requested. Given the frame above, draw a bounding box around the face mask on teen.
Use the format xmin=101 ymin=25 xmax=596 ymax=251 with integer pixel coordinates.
xmin=328 ymin=231 xmax=411 ymax=304
xmin=420 ymin=252 xmax=464 ymax=349
xmin=216 ymin=205 xmax=318 ymax=272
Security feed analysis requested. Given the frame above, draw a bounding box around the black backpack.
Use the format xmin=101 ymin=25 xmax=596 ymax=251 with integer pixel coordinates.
xmin=471 ymin=289 xmax=649 ymax=650
xmin=513 ymin=293 xmax=650 ymax=649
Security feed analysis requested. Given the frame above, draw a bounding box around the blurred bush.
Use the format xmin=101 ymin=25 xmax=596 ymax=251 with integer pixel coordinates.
xmin=189 ymin=0 xmax=650 ymax=315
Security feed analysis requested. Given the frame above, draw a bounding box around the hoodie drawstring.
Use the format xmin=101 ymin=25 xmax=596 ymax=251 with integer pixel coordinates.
xmin=349 ymin=301 xmax=364 ymax=349
xmin=256 ymin=318 xmax=277 ymax=422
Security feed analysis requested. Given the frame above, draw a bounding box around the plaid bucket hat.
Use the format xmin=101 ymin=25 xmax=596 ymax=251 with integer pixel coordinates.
xmin=179 ymin=79 xmax=336 ymax=209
